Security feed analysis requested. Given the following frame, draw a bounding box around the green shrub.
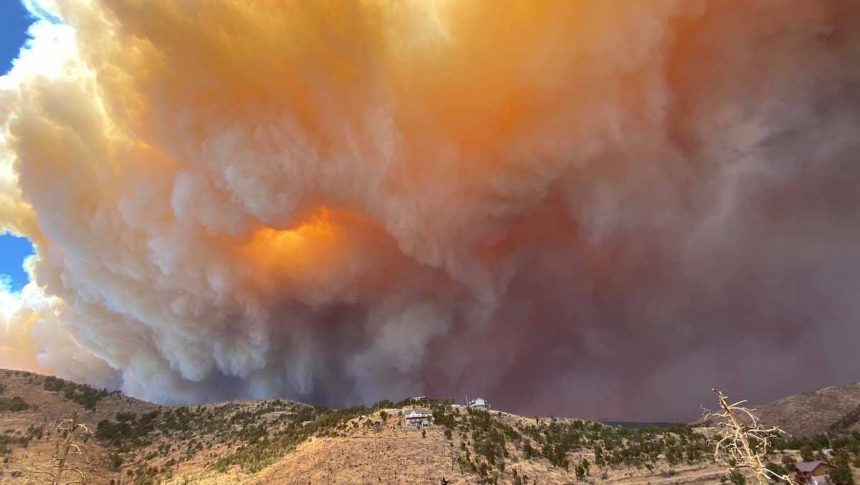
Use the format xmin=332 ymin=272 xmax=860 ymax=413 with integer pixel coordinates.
xmin=727 ymin=469 xmax=746 ymax=485
xmin=110 ymin=452 xmax=124 ymax=470
xmin=0 ymin=396 xmax=30 ymax=412
xmin=765 ymin=462 xmax=789 ymax=481
xmin=43 ymin=376 xmax=109 ymax=410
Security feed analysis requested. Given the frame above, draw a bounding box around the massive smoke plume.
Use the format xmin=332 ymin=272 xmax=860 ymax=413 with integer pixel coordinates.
xmin=1 ymin=0 xmax=859 ymax=420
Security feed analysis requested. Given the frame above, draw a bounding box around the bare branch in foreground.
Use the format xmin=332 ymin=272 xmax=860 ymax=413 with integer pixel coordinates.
xmin=706 ymin=389 xmax=795 ymax=485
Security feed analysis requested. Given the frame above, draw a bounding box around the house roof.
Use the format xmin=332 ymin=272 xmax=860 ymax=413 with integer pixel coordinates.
xmin=796 ymin=461 xmax=832 ymax=473
xmin=404 ymin=409 xmax=431 ymax=418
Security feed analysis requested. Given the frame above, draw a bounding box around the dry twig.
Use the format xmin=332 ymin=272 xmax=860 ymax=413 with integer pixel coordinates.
xmin=705 ymin=389 xmax=794 ymax=484
xmin=30 ymin=412 xmax=93 ymax=485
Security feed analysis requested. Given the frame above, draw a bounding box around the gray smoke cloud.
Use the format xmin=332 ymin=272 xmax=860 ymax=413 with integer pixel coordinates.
xmin=0 ymin=0 xmax=858 ymax=420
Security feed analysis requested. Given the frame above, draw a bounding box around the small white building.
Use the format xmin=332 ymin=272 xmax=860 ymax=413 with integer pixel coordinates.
xmin=468 ymin=397 xmax=490 ymax=410
xmin=403 ymin=409 xmax=433 ymax=428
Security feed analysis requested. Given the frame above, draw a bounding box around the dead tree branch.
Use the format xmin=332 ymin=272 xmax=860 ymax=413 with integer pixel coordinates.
xmin=706 ymin=389 xmax=794 ymax=484
xmin=30 ymin=412 xmax=93 ymax=485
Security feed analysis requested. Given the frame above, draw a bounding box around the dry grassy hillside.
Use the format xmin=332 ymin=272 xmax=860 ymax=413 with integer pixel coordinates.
xmin=2 ymin=369 xmax=860 ymax=484
xmin=0 ymin=369 xmax=159 ymax=484
xmin=752 ymin=384 xmax=860 ymax=437
xmin=244 ymin=410 xmax=732 ymax=485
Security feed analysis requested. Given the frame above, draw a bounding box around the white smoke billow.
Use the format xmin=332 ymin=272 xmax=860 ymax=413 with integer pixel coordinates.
xmin=1 ymin=0 xmax=859 ymax=420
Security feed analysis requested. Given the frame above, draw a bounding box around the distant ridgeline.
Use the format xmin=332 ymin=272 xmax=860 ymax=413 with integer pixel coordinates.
xmin=601 ymin=421 xmax=683 ymax=430
xmin=1 ymin=370 xmax=860 ymax=484
xmin=41 ymin=375 xmax=118 ymax=410
xmin=73 ymin=396 xmax=860 ymax=483
xmin=87 ymin=396 xmax=718 ymax=482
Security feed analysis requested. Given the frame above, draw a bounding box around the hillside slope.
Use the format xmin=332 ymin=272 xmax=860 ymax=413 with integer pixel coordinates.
xmin=0 ymin=370 xmax=724 ymax=484
xmin=0 ymin=369 xmax=160 ymax=484
xmin=2 ymin=370 xmax=859 ymax=484
xmin=752 ymin=383 xmax=860 ymax=437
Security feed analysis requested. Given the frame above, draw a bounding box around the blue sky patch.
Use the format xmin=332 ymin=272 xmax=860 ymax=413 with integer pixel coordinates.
xmin=0 ymin=1 xmax=33 ymax=75
xmin=0 ymin=233 xmax=35 ymax=292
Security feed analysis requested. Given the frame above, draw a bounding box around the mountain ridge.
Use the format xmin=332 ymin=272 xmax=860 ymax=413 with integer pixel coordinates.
xmin=751 ymin=383 xmax=860 ymax=437
xmin=1 ymin=369 xmax=859 ymax=484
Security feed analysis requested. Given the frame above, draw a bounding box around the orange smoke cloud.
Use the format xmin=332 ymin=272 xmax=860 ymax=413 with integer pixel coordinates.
xmin=1 ymin=0 xmax=859 ymax=418
xmin=245 ymin=210 xmax=336 ymax=270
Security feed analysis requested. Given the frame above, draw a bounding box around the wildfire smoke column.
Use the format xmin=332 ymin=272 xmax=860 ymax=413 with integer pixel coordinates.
xmin=0 ymin=0 xmax=858 ymax=419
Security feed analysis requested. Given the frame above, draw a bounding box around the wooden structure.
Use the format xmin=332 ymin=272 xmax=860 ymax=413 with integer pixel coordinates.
xmin=795 ymin=461 xmax=835 ymax=484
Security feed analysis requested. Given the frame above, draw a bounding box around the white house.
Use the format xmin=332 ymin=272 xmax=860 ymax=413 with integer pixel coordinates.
xmin=403 ymin=409 xmax=433 ymax=428
xmin=468 ymin=397 xmax=490 ymax=410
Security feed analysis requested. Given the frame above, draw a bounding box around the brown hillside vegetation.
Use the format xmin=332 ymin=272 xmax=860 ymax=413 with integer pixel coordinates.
xmin=751 ymin=384 xmax=860 ymax=437
xmin=0 ymin=369 xmax=159 ymax=484
xmin=1 ymin=369 xmax=859 ymax=484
